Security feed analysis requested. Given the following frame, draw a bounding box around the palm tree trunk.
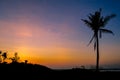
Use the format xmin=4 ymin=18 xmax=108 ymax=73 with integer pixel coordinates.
xmin=96 ymin=32 xmax=99 ymax=72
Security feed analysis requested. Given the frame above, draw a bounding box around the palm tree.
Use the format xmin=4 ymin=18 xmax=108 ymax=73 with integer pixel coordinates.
xmin=81 ymin=9 xmax=116 ymax=72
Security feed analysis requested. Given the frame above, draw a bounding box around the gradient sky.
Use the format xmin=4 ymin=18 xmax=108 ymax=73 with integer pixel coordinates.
xmin=0 ymin=0 xmax=120 ymax=69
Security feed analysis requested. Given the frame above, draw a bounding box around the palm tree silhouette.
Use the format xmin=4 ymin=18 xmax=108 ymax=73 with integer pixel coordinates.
xmin=81 ymin=9 xmax=116 ymax=72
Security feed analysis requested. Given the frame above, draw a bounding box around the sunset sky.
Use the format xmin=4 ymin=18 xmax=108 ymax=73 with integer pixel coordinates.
xmin=0 ymin=0 xmax=120 ymax=69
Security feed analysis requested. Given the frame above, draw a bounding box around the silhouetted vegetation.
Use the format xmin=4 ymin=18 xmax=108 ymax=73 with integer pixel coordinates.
xmin=2 ymin=52 xmax=7 ymax=62
xmin=9 ymin=52 xmax=20 ymax=63
xmin=0 ymin=50 xmax=119 ymax=80
xmin=81 ymin=8 xmax=116 ymax=72
xmin=0 ymin=51 xmax=8 ymax=63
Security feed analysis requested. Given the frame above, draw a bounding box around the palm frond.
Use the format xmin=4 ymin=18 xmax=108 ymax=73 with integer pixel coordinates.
xmin=81 ymin=19 xmax=92 ymax=28
xmin=88 ymin=13 xmax=94 ymax=21
xmin=87 ymin=33 xmax=95 ymax=46
xmin=99 ymin=16 xmax=104 ymax=27
xmin=102 ymin=14 xmax=116 ymax=27
xmin=100 ymin=28 xmax=114 ymax=35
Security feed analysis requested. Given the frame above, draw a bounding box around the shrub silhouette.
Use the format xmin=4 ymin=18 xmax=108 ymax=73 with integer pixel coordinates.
xmin=2 ymin=52 xmax=7 ymax=62
xmin=9 ymin=52 xmax=20 ymax=63
xmin=0 ymin=51 xmax=2 ymax=63
xmin=0 ymin=51 xmax=8 ymax=63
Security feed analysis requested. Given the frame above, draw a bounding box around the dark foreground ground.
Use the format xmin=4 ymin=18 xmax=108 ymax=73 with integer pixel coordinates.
xmin=0 ymin=63 xmax=120 ymax=80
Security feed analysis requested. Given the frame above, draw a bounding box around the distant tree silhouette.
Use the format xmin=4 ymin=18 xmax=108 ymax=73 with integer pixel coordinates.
xmin=80 ymin=65 xmax=85 ymax=69
xmin=0 ymin=51 xmax=8 ymax=63
xmin=81 ymin=8 xmax=116 ymax=72
xmin=2 ymin=52 xmax=7 ymax=63
xmin=9 ymin=52 xmax=20 ymax=63
xmin=24 ymin=60 xmax=28 ymax=64
xmin=0 ymin=51 xmax=2 ymax=63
